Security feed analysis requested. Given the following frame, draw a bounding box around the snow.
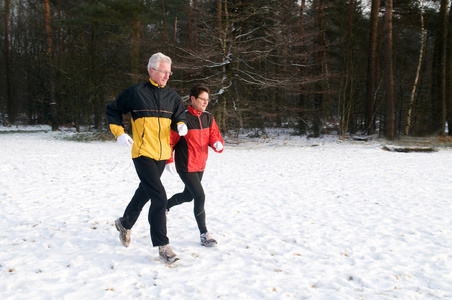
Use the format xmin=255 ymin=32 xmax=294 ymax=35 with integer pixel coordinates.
xmin=1 ymin=126 xmax=451 ymax=299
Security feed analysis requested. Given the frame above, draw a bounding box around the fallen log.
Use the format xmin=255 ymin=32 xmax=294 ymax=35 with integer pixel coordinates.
xmin=381 ymin=146 xmax=437 ymax=153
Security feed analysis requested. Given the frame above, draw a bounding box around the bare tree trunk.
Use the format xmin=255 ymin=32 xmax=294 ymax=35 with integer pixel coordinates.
xmin=214 ymin=0 xmax=223 ymax=130
xmin=215 ymin=0 xmax=229 ymax=133
xmin=44 ymin=0 xmax=52 ymax=62
xmin=173 ymin=17 xmax=177 ymax=50
xmin=131 ymin=20 xmax=141 ymax=80
xmin=221 ymin=0 xmax=229 ymax=133
xmin=341 ymin=0 xmax=355 ymax=137
xmin=438 ymin=0 xmax=448 ymax=136
xmin=124 ymin=13 xmax=142 ymax=130
xmin=217 ymin=0 xmax=222 ymax=33
xmin=365 ymin=0 xmax=380 ymax=134
xmin=44 ymin=0 xmax=58 ymax=130
xmin=161 ymin=0 xmax=168 ymax=50
xmin=431 ymin=0 xmax=448 ymax=136
xmin=405 ymin=0 xmax=425 ymax=136
xmin=186 ymin=0 xmax=192 ymax=48
xmin=447 ymin=0 xmax=452 ymax=135
xmin=312 ymin=0 xmax=325 ymax=137
xmin=383 ymin=0 xmax=395 ymax=140
xmin=57 ymin=0 xmax=62 ymax=64
xmin=4 ymin=0 xmax=14 ymax=125
xmin=193 ymin=0 xmax=198 ymax=52
xmin=297 ymin=0 xmax=307 ymax=135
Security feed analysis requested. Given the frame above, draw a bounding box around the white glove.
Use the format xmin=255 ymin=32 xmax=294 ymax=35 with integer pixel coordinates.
xmin=117 ymin=133 xmax=133 ymax=147
xmin=213 ymin=141 xmax=223 ymax=151
xmin=177 ymin=123 xmax=188 ymax=136
xmin=165 ymin=162 xmax=176 ymax=174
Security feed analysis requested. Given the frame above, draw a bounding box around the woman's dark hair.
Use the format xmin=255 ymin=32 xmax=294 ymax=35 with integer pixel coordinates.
xmin=190 ymin=83 xmax=210 ymax=99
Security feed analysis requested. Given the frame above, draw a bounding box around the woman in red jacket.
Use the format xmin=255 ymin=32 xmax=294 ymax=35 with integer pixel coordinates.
xmin=166 ymin=83 xmax=224 ymax=247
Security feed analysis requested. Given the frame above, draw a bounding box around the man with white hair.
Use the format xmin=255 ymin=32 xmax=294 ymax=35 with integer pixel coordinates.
xmin=106 ymin=52 xmax=187 ymax=264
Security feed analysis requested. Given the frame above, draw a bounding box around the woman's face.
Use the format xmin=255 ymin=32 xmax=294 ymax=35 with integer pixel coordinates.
xmin=191 ymin=91 xmax=209 ymax=112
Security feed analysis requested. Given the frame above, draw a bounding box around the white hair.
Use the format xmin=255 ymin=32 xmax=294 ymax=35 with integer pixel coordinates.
xmin=147 ymin=52 xmax=172 ymax=76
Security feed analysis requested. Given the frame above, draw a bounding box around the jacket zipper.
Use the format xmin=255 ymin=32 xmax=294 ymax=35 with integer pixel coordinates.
xmin=157 ymin=88 xmax=162 ymax=160
xmin=197 ymin=111 xmax=204 ymax=171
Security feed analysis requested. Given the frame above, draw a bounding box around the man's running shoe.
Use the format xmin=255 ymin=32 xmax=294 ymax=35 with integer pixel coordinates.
xmin=115 ymin=218 xmax=131 ymax=247
xmin=159 ymin=244 xmax=179 ymax=264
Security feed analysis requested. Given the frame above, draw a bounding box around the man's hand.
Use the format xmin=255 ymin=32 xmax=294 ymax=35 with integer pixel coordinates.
xmin=213 ymin=141 xmax=223 ymax=151
xmin=117 ymin=133 xmax=133 ymax=147
xmin=177 ymin=123 xmax=188 ymax=136
xmin=165 ymin=163 xmax=176 ymax=174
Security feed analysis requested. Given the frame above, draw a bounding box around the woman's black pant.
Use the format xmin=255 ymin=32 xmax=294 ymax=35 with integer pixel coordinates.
xmin=167 ymin=171 xmax=207 ymax=234
xmin=121 ymin=156 xmax=168 ymax=247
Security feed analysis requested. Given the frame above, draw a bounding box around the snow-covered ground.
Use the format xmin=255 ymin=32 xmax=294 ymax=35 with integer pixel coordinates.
xmin=1 ymin=126 xmax=451 ymax=299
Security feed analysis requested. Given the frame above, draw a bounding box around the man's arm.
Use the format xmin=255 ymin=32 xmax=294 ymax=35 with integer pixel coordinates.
xmin=106 ymin=90 xmax=131 ymax=138
xmin=171 ymin=95 xmax=187 ymax=130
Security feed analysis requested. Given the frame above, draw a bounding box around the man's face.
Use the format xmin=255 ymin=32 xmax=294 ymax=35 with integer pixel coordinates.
xmin=149 ymin=61 xmax=171 ymax=87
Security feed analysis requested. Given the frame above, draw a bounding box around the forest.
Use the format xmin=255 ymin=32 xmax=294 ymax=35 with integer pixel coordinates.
xmin=1 ymin=0 xmax=451 ymax=139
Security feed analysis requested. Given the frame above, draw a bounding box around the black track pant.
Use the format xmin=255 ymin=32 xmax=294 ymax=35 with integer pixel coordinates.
xmin=167 ymin=171 xmax=207 ymax=234
xmin=121 ymin=156 xmax=168 ymax=247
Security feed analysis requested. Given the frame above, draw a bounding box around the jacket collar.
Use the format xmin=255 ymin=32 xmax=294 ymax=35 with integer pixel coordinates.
xmin=188 ymin=105 xmax=202 ymax=116
xmin=149 ymin=78 xmax=165 ymax=88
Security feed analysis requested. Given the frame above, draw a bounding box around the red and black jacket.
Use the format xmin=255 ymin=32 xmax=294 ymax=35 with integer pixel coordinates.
xmin=168 ymin=105 xmax=224 ymax=173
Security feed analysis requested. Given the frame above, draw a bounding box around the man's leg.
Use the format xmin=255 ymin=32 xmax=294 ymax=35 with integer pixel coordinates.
xmin=115 ymin=158 xmax=154 ymax=247
xmin=131 ymin=156 xmax=169 ymax=246
xmin=121 ymin=181 xmax=151 ymax=229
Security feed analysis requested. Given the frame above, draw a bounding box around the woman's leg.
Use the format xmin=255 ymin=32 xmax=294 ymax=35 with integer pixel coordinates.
xmin=166 ymin=186 xmax=194 ymax=210
xmin=170 ymin=172 xmax=207 ymax=233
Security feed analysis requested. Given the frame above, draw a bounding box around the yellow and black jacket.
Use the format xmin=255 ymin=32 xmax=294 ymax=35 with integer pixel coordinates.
xmin=106 ymin=79 xmax=186 ymax=161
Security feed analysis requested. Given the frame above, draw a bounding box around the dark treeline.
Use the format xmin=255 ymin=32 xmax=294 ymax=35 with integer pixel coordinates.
xmin=1 ymin=0 xmax=451 ymax=139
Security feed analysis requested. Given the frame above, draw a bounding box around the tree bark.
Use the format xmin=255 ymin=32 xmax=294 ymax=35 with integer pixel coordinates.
xmin=186 ymin=0 xmax=192 ymax=48
xmin=431 ymin=0 xmax=448 ymax=136
xmin=217 ymin=0 xmax=222 ymax=33
xmin=405 ymin=0 xmax=425 ymax=136
xmin=383 ymin=0 xmax=395 ymax=140
xmin=131 ymin=20 xmax=141 ymax=80
xmin=312 ymin=0 xmax=325 ymax=137
xmin=44 ymin=0 xmax=58 ymax=130
xmin=221 ymin=0 xmax=229 ymax=133
xmin=365 ymin=0 xmax=380 ymax=135
xmin=341 ymin=0 xmax=355 ymax=137
xmin=215 ymin=0 xmax=229 ymax=133
xmin=297 ymin=0 xmax=307 ymax=135
xmin=447 ymin=0 xmax=452 ymax=135
xmin=161 ymin=0 xmax=168 ymax=50
xmin=57 ymin=0 xmax=62 ymax=64
xmin=4 ymin=0 xmax=14 ymax=125
xmin=193 ymin=0 xmax=198 ymax=52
